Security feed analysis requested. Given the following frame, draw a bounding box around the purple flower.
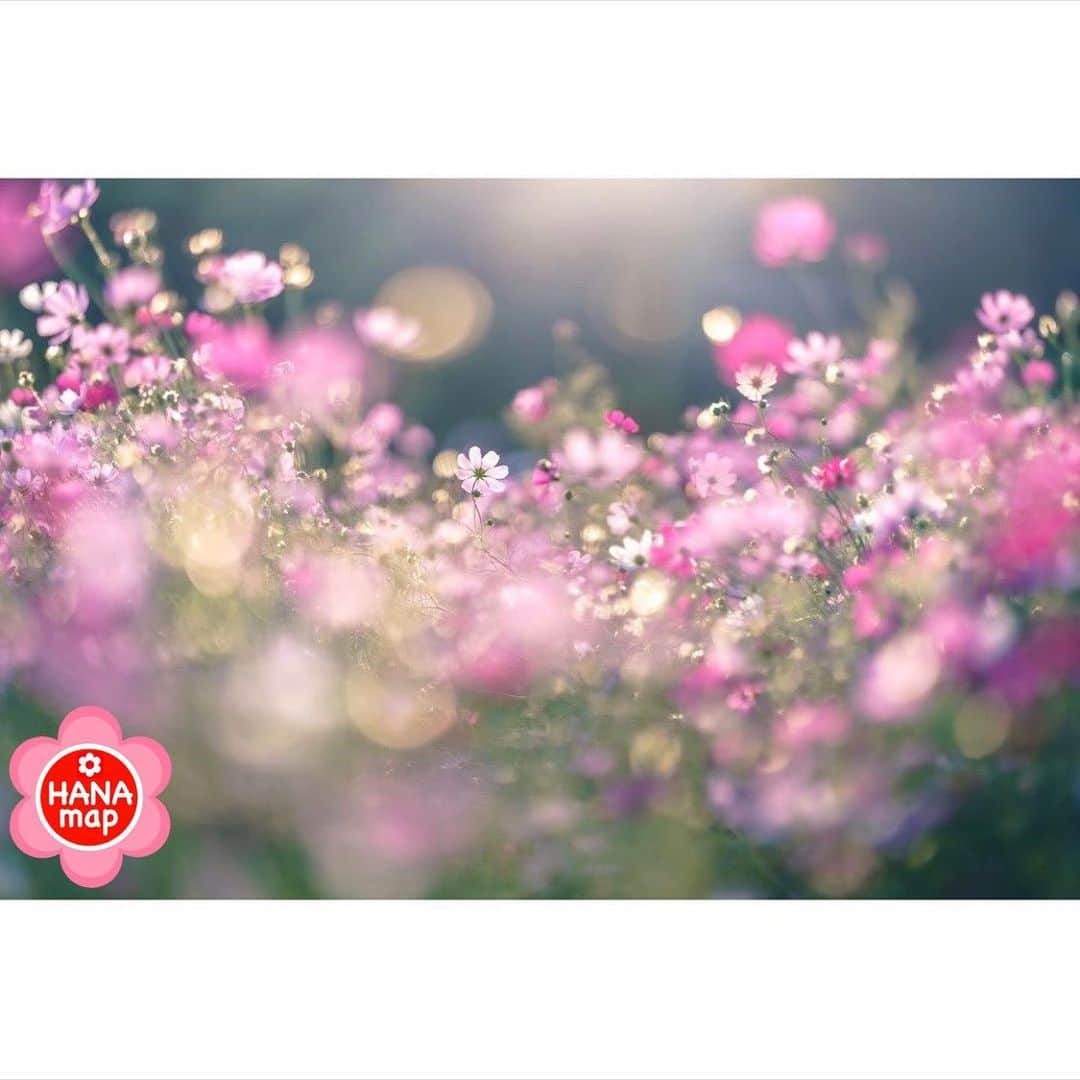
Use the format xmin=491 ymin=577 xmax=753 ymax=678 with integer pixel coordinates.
xmin=33 ymin=180 xmax=100 ymax=236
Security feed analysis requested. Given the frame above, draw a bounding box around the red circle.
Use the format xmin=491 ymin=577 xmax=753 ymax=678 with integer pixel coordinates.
xmin=36 ymin=746 xmax=141 ymax=848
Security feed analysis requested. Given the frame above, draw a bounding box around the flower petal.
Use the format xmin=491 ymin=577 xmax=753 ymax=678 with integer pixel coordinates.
xmin=58 ymin=705 xmax=123 ymax=748
xmin=9 ymin=797 xmax=59 ymax=858
xmin=122 ymin=798 xmax=170 ymax=858
xmin=9 ymin=736 xmax=58 ymax=797
xmin=468 ymin=446 xmax=483 ymax=467
xmin=59 ymin=847 xmax=123 ymax=889
xmin=481 ymin=450 xmax=500 ymax=470
xmin=120 ymin=737 xmax=172 ymax=797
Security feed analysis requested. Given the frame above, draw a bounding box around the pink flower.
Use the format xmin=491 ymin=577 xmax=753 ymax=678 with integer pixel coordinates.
xmin=785 ymin=332 xmax=843 ymax=376
xmin=8 ymin=705 xmax=171 ymax=889
xmin=735 ymin=363 xmax=778 ymax=403
xmin=36 ymin=280 xmax=88 ymax=344
xmin=511 ymin=382 xmax=553 ymax=423
xmin=559 ymin=428 xmax=642 ymax=487
xmin=104 ymin=265 xmax=161 ymax=309
xmin=216 ymin=250 xmax=284 ymax=304
xmin=71 ymin=322 xmax=130 ymax=370
xmin=32 ymin=179 xmax=100 ymax=236
xmin=688 ymin=452 xmax=735 ymax=499
xmin=455 ymin=446 xmax=509 ymax=496
xmin=753 ymin=196 xmax=836 ymax=267
xmin=1022 ymin=359 xmax=1056 ymax=388
xmin=713 ymin=313 xmax=793 ymax=382
xmin=123 ymin=353 xmax=174 ymax=388
xmin=196 ymin=318 xmax=275 ymax=391
xmin=604 ymin=409 xmax=640 ymax=434
xmin=811 ymin=455 xmax=856 ymax=491
xmin=354 ymin=306 xmax=420 ymax=353
xmin=976 ymin=290 xmax=1035 ymax=334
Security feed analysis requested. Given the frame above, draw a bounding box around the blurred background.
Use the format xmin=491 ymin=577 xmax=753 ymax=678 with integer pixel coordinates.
xmin=1 ymin=178 xmax=1079 ymax=900
xmin=5 ymin=179 xmax=1078 ymax=442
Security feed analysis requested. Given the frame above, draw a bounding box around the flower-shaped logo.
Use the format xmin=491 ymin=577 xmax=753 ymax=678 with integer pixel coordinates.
xmin=78 ymin=752 xmax=102 ymax=779
xmin=8 ymin=705 xmax=171 ymax=888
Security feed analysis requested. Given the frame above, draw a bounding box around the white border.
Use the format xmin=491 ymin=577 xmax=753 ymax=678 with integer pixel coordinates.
xmin=0 ymin=901 xmax=1077 ymax=1079
xmin=0 ymin=0 xmax=1077 ymax=177
xmin=3 ymin=3 xmax=1079 ymax=1078
xmin=33 ymin=743 xmax=144 ymax=851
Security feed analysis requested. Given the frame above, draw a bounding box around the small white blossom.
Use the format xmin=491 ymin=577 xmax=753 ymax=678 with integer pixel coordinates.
xmin=455 ymin=445 xmax=509 ymax=496
xmin=609 ymin=530 xmax=654 ymax=571
xmin=0 ymin=329 xmax=32 ymax=363
xmin=18 ymin=281 xmax=58 ymax=313
xmin=735 ymin=363 xmax=778 ymax=403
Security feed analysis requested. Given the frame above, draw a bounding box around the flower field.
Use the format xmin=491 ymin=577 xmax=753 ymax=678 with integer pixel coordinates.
xmin=1 ymin=181 xmax=1077 ymax=898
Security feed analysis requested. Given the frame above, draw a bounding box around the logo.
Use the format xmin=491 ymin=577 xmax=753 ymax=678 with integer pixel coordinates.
xmin=9 ymin=705 xmax=171 ymax=888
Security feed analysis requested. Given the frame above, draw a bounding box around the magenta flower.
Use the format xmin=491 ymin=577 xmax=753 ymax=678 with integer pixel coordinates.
xmin=811 ymin=455 xmax=857 ymax=491
xmin=217 ymin=250 xmax=285 ymax=304
xmin=36 ymin=280 xmax=89 ymax=344
xmin=33 ymin=179 xmax=100 ymax=236
xmin=714 ymin=313 xmax=793 ymax=382
xmin=9 ymin=705 xmax=171 ymax=889
xmin=753 ymin=196 xmax=836 ymax=267
xmin=455 ymin=446 xmax=509 ymax=496
xmin=1022 ymin=359 xmax=1056 ymax=388
xmin=604 ymin=409 xmax=640 ymax=434
xmin=976 ymin=290 xmax=1035 ymax=334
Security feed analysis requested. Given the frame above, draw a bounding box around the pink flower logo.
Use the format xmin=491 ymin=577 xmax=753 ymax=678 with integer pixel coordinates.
xmin=8 ymin=705 xmax=171 ymax=888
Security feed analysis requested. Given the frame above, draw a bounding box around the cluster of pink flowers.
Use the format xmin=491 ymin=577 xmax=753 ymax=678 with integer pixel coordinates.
xmin=0 ymin=183 xmax=1076 ymax=897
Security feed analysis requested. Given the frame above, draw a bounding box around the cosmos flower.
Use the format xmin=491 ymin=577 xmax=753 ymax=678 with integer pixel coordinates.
xmin=609 ymin=530 xmax=654 ymax=571
xmin=455 ymin=446 xmax=509 ymax=496
xmin=604 ymin=409 xmax=640 ymax=434
xmin=0 ymin=328 xmax=32 ymax=363
xmin=713 ymin=313 xmax=793 ymax=382
xmin=735 ymin=363 xmax=778 ymax=403
xmin=19 ymin=281 xmax=58 ymax=312
xmin=32 ymin=179 xmax=100 ymax=235
xmin=216 ymin=250 xmax=284 ymax=304
xmin=36 ymin=280 xmax=89 ymax=344
xmin=786 ymin=332 xmax=843 ymax=376
xmin=688 ymin=452 xmax=736 ymax=499
xmin=753 ymin=196 xmax=836 ymax=267
xmin=977 ymin=290 xmax=1035 ymax=334
xmin=104 ymin=265 xmax=162 ymax=310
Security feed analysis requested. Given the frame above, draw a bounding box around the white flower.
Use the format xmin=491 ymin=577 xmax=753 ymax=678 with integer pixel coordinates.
xmin=18 ymin=281 xmax=58 ymax=313
xmin=735 ymin=363 xmax=778 ymax=403
xmin=56 ymin=388 xmax=83 ymax=416
xmin=455 ymin=445 xmax=510 ymax=496
xmin=609 ymin=530 xmax=654 ymax=571
xmin=77 ymin=752 xmax=102 ymax=779
xmin=0 ymin=329 xmax=32 ymax=364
